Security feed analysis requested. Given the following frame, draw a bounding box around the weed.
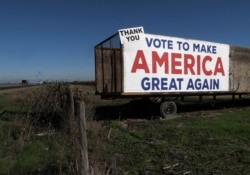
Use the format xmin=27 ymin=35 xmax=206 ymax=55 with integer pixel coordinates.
xmin=2 ymin=84 xmax=250 ymax=174
xmin=88 ymin=107 xmax=250 ymax=174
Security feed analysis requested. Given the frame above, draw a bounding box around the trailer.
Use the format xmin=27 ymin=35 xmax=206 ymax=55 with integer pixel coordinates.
xmin=95 ymin=26 xmax=250 ymax=117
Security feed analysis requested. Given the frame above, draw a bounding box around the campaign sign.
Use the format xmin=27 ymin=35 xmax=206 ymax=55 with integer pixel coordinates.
xmin=122 ymin=33 xmax=230 ymax=93
xmin=118 ymin=26 xmax=145 ymax=44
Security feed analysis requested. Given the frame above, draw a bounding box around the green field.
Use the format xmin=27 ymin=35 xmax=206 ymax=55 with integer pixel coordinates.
xmin=0 ymin=85 xmax=250 ymax=175
xmin=0 ymin=85 xmax=72 ymax=175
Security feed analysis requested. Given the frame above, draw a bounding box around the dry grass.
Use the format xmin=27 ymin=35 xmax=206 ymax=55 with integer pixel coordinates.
xmin=1 ymin=84 xmax=250 ymax=175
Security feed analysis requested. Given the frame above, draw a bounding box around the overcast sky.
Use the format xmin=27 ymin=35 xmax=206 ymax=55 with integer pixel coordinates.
xmin=0 ymin=0 xmax=249 ymax=83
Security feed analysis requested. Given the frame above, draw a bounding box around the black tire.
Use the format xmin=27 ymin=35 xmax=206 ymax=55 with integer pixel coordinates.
xmin=160 ymin=101 xmax=177 ymax=118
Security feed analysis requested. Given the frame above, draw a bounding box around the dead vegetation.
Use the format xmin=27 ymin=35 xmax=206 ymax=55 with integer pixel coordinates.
xmin=1 ymin=84 xmax=250 ymax=175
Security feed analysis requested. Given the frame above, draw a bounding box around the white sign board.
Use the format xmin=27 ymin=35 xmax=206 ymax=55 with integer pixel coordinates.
xmin=122 ymin=33 xmax=230 ymax=93
xmin=118 ymin=26 xmax=145 ymax=44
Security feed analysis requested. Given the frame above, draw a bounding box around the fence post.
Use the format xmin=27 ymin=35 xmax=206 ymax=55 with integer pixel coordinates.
xmin=77 ymin=101 xmax=90 ymax=175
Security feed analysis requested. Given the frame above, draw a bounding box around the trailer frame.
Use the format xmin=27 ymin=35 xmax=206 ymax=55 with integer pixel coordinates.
xmin=95 ymin=32 xmax=250 ymax=117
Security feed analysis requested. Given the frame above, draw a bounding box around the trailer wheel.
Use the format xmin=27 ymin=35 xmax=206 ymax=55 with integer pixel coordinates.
xmin=160 ymin=101 xmax=177 ymax=118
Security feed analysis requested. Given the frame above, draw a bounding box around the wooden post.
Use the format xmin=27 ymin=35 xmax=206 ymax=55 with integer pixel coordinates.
xmin=69 ymin=90 xmax=75 ymax=119
xmin=69 ymin=89 xmax=79 ymax=173
xmin=77 ymin=101 xmax=90 ymax=175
